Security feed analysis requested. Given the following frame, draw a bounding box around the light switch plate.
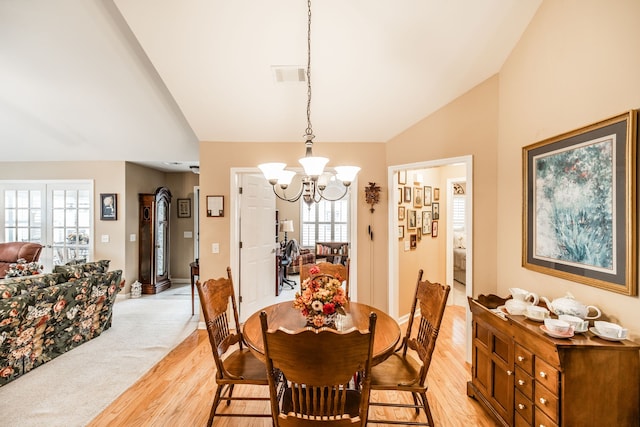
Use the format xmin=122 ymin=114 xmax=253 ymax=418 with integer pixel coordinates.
xmin=212 ymin=243 xmax=220 ymax=253
xmin=101 ymin=234 xmax=110 ymax=243
xmin=129 ymin=234 xmax=136 ymax=242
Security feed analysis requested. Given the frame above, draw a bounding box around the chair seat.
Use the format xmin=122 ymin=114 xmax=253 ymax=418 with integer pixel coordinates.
xmin=219 ymin=347 xmax=269 ymax=384
xmin=281 ymin=387 xmax=362 ymax=418
xmin=370 ymin=352 xmax=425 ymax=391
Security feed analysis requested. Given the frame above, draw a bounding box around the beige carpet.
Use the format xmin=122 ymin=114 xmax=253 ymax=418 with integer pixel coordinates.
xmin=0 ymin=282 xmax=199 ymax=427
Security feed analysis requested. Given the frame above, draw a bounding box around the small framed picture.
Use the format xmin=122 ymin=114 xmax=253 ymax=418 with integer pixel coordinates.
xmin=398 ymin=225 xmax=405 ymax=239
xmin=413 ymin=187 xmax=423 ymax=208
xmin=404 ymin=187 xmax=412 ymax=203
xmin=410 ymin=234 xmax=417 ymax=249
xmin=432 ymin=220 xmax=439 ymax=238
xmin=398 ymin=170 xmax=407 ymax=185
xmin=422 ymin=210 xmax=432 ymax=234
xmin=398 ymin=206 xmax=405 ymax=220
xmin=397 ymin=187 xmax=402 ymax=205
xmin=206 ymin=195 xmax=224 ymax=217
xmin=177 ymin=198 xmax=191 ymax=218
xmin=424 ymin=186 xmax=432 ymax=206
xmin=432 ymin=202 xmax=440 ymax=220
xmin=407 ymin=210 xmax=417 ymax=229
xmin=434 ymin=187 xmax=440 ymax=201
xmin=417 ymin=228 xmax=422 ymax=241
xmin=100 ymin=193 xmax=117 ymax=221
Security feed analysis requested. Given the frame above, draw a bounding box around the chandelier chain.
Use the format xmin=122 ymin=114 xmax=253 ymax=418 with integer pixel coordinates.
xmin=305 ymin=0 xmax=313 ymax=139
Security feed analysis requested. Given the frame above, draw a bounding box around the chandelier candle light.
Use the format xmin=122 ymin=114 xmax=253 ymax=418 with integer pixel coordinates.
xmin=258 ymin=0 xmax=360 ymax=206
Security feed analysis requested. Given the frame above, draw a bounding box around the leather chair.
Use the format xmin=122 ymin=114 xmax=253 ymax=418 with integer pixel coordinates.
xmin=0 ymin=242 xmax=43 ymax=278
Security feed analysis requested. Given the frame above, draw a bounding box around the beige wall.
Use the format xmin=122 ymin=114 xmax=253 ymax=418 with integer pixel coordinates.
xmin=387 ymin=75 xmax=500 ymax=315
xmin=497 ymin=0 xmax=640 ymax=336
xmin=165 ymin=172 xmax=199 ymax=278
xmin=198 ymin=141 xmax=388 ymax=308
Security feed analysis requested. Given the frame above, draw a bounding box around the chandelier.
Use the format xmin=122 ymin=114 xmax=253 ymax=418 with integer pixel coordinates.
xmin=258 ymin=0 xmax=360 ymax=206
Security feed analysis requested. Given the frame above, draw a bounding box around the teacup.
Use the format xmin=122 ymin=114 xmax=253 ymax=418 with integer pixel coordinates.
xmin=594 ymin=321 xmax=628 ymax=339
xmin=525 ymin=305 xmax=549 ymax=320
xmin=558 ymin=314 xmax=589 ymax=333
xmin=544 ymin=318 xmax=572 ymax=334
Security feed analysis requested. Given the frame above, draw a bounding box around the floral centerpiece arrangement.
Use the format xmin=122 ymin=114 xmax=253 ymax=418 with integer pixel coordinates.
xmin=293 ymin=265 xmax=347 ymax=327
xmin=6 ymin=258 xmax=43 ymax=277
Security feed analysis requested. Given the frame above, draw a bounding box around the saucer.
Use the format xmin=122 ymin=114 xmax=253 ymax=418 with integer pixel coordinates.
xmin=540 ymin=325 xmax=574 ymax=339
xmin=524 ymin=313 xmax=546 ymax=322
xmin=590 ymin=327 xmax=626 ymax=342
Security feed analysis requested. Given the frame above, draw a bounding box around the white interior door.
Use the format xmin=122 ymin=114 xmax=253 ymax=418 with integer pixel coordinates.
xmin=238 ymin=173 xmax=276 ymax=321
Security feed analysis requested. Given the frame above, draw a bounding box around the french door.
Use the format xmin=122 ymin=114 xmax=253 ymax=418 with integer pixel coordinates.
xmin=0 ymin=181 xmax=93 ymax=271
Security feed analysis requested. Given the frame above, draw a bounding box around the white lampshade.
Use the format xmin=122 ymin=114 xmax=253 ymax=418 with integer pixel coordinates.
xmin=277 ymin=170 xmax=296 ymax=187
xmin=299 ymin=156 xmax=328 ymax=177
xmin=258 ymin=162 xmax=286 ymax=184
xmin=335 ymin=166 xmax=360 ymax=184
xmin=279 ymin=219 xmax=294 ymax=233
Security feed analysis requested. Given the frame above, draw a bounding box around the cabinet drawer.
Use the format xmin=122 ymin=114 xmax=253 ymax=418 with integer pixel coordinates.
xmin=515 ymin=366 xmax=533 ymax=398
xmin=515 ymin=344 xmax=534 ymax=375
xmin=534 ymin=406 xmax=559 ymax=427
xmin=534 ymin=358 xmax=559 ymax=395
xmin=515 ymin=389 xmax=533 ymax=425
xmin=515 ymin=413 xmax=530 ymax=427
xmin=534 ymin=383 xmax=559 ymax=423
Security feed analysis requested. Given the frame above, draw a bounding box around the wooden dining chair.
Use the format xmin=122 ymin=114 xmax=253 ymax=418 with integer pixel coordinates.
xmin=260 ymin=311 xmax=377 ymax=426
xmin=367 ymin=269 xmax=450 ymax=426
xmin=196 ymin=267 xmax=272 ymax=425
xmin=300 ymin=260 xmax=351 ymax=299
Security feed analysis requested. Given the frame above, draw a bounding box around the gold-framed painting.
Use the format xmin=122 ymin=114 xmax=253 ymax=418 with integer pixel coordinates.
xmin=522 ymin=110 xmax=637 ymax=296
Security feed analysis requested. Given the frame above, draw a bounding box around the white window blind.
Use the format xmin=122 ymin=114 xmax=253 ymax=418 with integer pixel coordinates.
xmin=300 ymin=180 xmax=350 ymax=247
xmin=452 ymin=195 xmax=466 ymax=231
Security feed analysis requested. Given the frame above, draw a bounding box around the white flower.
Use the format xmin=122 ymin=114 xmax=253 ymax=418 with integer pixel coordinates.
xmin=311 ymin=300 xmax=323 ymax=312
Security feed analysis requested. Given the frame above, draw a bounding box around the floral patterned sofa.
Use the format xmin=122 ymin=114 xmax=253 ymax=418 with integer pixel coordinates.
xmin=0 ymin=260 xmax=122 ymax=386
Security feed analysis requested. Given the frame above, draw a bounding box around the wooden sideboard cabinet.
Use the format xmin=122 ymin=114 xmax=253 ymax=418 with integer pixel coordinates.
xmin=467 ymin=297 xmax=640 ymax=427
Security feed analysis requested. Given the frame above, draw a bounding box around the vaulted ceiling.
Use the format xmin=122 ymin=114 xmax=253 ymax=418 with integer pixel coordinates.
xmin=1 ymin=0 xmax=541 ymax=171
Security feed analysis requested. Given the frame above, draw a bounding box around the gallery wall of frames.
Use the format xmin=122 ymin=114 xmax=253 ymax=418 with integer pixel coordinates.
xmin=396 ymin=170 xmax=439 ymax=249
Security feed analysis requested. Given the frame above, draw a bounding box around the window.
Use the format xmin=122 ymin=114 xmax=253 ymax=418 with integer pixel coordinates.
xmin=452 ymin=195 xmax=466 ymax=231
xmin=1 ymin=182 xmax=93 ymax=269
xmin=300 ymin=180 xmax=350 ymax=247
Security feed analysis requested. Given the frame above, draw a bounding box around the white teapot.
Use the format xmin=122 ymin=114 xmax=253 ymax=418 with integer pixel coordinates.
xmin=508 ymin=287 xmax=539 ymax=305
xmin=541 ymin=292 xmax=601 ymax=320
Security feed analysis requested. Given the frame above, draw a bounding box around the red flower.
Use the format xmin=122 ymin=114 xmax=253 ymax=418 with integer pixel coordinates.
xmin=309 ymin=265 xmax=320 ymax=275
xmin=323 ymin=303 xmax=335 ymax=315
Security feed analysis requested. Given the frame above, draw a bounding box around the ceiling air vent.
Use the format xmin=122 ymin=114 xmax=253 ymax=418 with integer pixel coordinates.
xmin=272 ymin=66 xmax=306 ymax=83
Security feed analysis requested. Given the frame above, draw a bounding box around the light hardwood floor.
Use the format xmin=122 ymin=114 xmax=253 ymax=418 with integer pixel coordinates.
xmin=88 ymin=305 xmax=498 ymax=426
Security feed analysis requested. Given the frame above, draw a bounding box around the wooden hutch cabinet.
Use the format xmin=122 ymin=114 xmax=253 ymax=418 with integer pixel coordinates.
xmin=138 ymin=187 xmax=172 ymax=294
xmin=468 ymin=297 xmax=639 ymax=427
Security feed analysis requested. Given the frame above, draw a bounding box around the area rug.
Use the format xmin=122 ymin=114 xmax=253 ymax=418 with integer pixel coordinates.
xmin=0 ymin=283 xmax=198 ymax=427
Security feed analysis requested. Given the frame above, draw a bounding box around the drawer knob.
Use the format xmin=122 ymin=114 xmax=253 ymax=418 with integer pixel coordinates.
xmin=518 ymin=379 xmax=525 ymax=386
xmin=539 ymin=371 xmax=547 ymax=378
xmin=506 ymin=370 xmax=513 ymax=376
xmin=517 ymin=356 xmax=525 ymax=362
xmin=539 ymin=397 xmax=548 ymax=405
xmin=518 ymin=403 xmax=525 ymax=410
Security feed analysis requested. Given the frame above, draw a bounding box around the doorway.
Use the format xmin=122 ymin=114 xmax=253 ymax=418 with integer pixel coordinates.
xmin=230 ymin=169 xmax=359 ymax=320
xmin=388 ymin=155 xmax=473 ymax=360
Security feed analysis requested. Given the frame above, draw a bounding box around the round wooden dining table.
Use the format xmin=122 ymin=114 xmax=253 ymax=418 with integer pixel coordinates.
xmin=242 ymin=301 xmax=401 ymax=366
